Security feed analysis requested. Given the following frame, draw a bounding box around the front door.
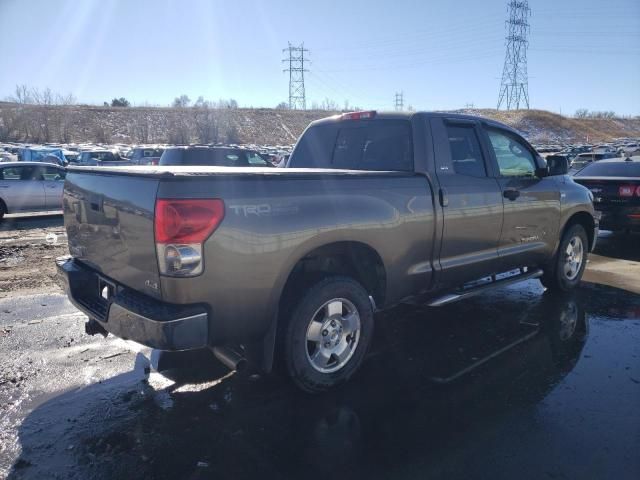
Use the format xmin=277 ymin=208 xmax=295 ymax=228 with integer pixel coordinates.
xmin=40 ymin=166 xmax=66 ymax=210
xmin=431 ymin=118 xmax=504 ymax=287
xmin=482 ymin=126 xmax=561 ymax=270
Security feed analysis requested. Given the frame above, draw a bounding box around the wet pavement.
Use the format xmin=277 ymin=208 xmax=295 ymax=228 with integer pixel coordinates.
xmin=0 ymin=222 xmax=639 ymax=479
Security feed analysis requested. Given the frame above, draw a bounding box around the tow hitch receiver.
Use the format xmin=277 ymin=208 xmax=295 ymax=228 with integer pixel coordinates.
xmin=85 ymin=318 xmax=108 ymax=337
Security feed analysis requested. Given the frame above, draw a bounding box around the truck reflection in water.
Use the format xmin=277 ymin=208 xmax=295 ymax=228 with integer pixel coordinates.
xmin=9 ymin=289 xmax=595 ymax=479
xmin=144 ymin=291 xmax=588 ymax=478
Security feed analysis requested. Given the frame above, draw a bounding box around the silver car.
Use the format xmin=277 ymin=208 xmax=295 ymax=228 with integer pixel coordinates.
xmin=0 ymin=162 xmax=65 ymax=220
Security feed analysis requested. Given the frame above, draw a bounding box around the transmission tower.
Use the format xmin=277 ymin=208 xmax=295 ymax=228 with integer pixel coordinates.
xmin=497 ymin=1 xmax=531 ymax=110
xmin=394 ymin=91 xmax=404 ymax=111
xmin=282 ymin=42 xmax=309 ymax=110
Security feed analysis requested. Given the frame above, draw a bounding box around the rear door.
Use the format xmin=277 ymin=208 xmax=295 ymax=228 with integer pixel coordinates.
xmin=0 ymin=165 xmax=46 ymax=212
xmin=431 ymin=118 xmax=504 ymax=286
xmin=41 ymin=166 xmax=66 ymax=210
xmin=481 ymin=126 xmax=561 ymax=269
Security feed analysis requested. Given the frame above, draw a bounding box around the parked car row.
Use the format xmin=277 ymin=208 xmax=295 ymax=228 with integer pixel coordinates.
xmin=1 ymin=140 xmax=295 ymax=168
xmin=0 ymin=145 xmax=278 ymax=218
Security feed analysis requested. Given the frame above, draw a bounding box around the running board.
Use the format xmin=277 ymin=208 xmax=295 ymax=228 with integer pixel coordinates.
xmin=427 ymin=268 xmax=543 ymax=307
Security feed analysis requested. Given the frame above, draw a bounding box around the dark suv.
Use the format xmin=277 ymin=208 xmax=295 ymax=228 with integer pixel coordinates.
xmin=126 ymin=147 xmax=165 ymax=165
xmin=159 ymin=146 xmax=272 ymax=167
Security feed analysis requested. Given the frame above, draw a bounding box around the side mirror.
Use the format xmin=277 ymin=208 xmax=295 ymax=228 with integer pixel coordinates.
xmin=535 ymin=166 xmax=549 ymax=178
xmin=547 ymin=155 xmax=569 ymax=176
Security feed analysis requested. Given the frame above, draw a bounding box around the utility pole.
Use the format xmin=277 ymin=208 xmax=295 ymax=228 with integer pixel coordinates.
xmin=497 ymin=1 xmax=531 ymax=110
xmin=282 ymin=42 xmax=309 ymax=110
xmin=465 ymin=102 xmax=475 ymax=109
xmin=394 ymin=91 xmax=404 ymax=111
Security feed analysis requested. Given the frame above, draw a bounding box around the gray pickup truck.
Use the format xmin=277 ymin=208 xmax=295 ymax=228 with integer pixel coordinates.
xmin=57 ymin=111 xmax=597 ymax=392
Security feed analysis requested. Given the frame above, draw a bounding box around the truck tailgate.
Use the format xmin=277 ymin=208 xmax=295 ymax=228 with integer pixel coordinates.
xmin=63 ymin=170 xmax=162 ymax=299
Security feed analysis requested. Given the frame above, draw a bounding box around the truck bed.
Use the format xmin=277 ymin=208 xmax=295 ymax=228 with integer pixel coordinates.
xmin=67 ymin=165 xmax=410 ymax=178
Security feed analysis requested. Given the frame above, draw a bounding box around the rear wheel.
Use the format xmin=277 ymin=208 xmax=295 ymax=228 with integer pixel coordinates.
xmin=541 ymin=224 xmax=588 ymax=292
xmin=0 ymin=201 xmax=6 ymax=221
xmin=284 ymin=276 xmax=374 ymax=393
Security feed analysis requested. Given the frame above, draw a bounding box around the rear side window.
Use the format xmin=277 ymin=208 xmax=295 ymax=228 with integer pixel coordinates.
xmin=575 ymin=162 xmax=640 ymax=177
xmin=445 ymin=124 xmax=486 ymax=177
xmin=0 ymin=167 xmax=23 ymax=180
xmin=0 ymin=166 xmax=37 ymax=180
xmin=289 ymin=120 xmax=413 ymax=171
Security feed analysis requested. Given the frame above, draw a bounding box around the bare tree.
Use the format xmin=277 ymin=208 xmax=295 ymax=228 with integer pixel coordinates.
xmin=321 ymin=97 xmax=339 ymax=111
xmin=193 ymin=107 xmax=219 ymax=143
xmin=11 ymin=84 xmax=32 ymax=104
xmin=173 ymin=95 xmax=191 ymax=108
xmin=167 ymin=112 xmax=191 ymax=144
xmin=226 ymin=125 xmax=241 ymax=144
xmin=193 ymin=96 xmax=210 ymax=108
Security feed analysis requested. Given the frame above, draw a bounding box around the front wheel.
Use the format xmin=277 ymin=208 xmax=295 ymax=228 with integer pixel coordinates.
xmin=284 ymin=276 xmax=374 ymax=393
xmin=541 ymin=224 xmax=588 ymax=292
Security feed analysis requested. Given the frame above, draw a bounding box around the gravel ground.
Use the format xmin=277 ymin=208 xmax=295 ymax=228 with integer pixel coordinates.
xmin=0 ymin=215 xmax=639 ymax=479
xmin=0 ymin=213 xmax=66 ymax=298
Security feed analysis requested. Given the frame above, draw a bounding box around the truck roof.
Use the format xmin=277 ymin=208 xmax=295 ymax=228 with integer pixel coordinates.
xmin=308 ymin=111 xmax=525 ymax=138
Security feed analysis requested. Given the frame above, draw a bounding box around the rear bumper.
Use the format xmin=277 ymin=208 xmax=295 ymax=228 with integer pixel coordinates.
xmin=56 ymin=256 xmax=209 ymax=351
xmin=596 ymin=206 xmax=640 ymax=232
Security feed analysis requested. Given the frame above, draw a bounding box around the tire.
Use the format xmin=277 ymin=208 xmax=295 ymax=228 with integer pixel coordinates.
xmin=0 ymin=201 xmax=6 ymax=221
xmin=540 ymin=224 xmax=588 ymax=292
xmin=284 ymin=276 xmax=374 ymax=393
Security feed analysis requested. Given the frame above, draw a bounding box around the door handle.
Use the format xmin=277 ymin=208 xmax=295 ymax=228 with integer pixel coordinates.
xmin=439 ymin=187 xmax=449 ymax=207
xmin=503 ymin=188 xmax=520 ymax=201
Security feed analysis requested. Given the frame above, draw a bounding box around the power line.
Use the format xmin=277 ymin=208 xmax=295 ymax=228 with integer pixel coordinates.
xmin=394 ymin=91 xmax=404 ymax=111
xmin=497 ymin=0 xmax=531 ymax=110
xmin=282 ymin=42 xmax=309 ymax=110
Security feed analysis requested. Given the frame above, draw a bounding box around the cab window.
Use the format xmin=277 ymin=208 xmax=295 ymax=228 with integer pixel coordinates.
xmin=486 ymin=128 xmax=537 ymax=177
xmin=444 ymin=124 xmax=487 ymax=177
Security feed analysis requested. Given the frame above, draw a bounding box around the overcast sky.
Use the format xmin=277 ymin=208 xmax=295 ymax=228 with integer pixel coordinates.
xmin=1 ymin=0 xmax=638 ymax=114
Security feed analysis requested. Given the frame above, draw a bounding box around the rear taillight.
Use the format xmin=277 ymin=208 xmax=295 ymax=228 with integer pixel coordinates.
xmin=340 ymin=110 xmax=377 ymax=121
xmin=155 ymin=199 xmax=225 ymax=276
xmin=151 ymin=158 xmax=159 ymax=165
xmin=619 ymin=185 xmax=636 ymax=197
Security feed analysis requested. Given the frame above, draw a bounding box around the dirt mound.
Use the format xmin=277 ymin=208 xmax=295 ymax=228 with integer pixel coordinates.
xmin=1 ymin=102 xmax=638 ymax=145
